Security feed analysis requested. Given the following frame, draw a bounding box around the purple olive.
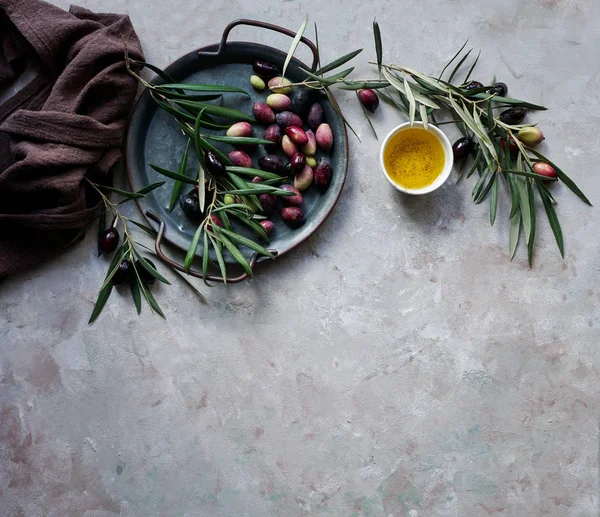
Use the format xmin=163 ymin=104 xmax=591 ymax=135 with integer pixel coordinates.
xmin=290 ymin=89 xmax=316 ymax=118
xmin=258 ymin=154 xmax=284 ymax=173
xmin=280 ymin=206 xmax=304 ymax=227
xmin=260 ymin=220 xmax=275 ymax=235
xmin=464 ymin=80 xmax=484 ymax=90
xmin=209 ymin=214 xmax=223 ymax=227
xmin=452 ymin=137 xmax=474 ymax=160
xmin=500 ymin=107 xmax=526 ymax=124
xmin=285 ymin=126 xmax=308 ymax=146
xmin=204 ymin=150 xmax=225 ymax=175
xmin=358 ymin=89 xmax=379 ymax=112
xmin=291 ymin=152 xmax=306 ymax=172
xmin=228 ymin=150 xmax=253 ymax=168
xmin=111 ymin=260 xmax=132 ymax=286
xmin=263 ymin=124 xmax=282 ymax=152
xmin=280 ymin=184 xmax=303 ymax=206
xmin=98 ymin=228 xmax=119 ymax=254
xmin=490 ymin=82 xmax=508 ymax=97
xmin=252 ymin=102 xmax=276 ymax=125
xmin=307 ymin=103 xmax=324 ymax=130
xmin=315 ymin=123 xmax=333 ymax=151
xmin=276 ymin=111 xmax=303 ymax=129
xmin=314 ymin=158 xmax=332 ymax=190
xmin=253 ymin=60 xmax=279 ymax=79
xmin=259 ymin=194 xmax=278 ymax=215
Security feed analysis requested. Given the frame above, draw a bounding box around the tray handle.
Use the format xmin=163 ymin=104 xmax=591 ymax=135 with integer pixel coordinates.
xmin=198 ymin=19 xmax=319 ymax=71
xmin=145 ymin=211 xmax=277 ymax=284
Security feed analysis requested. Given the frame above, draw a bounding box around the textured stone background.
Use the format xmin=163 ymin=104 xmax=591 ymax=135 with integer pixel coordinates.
xmin=2 ymin=0 xmax=600 ymax=516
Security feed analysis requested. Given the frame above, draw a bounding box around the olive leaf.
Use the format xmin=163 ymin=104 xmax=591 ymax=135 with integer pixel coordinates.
xmin=185 ymin=225 xmax=203 ymax=272
xmin=528 ymin=148 xmax=592 ymax=206
xmin=169 ymin=139 xmax=191 ymax=212
xmin=130 ymin=275 xmax=142 ymax=314
xmin=225 ymin=166 xmax=286 ymax=181
xmin=314 ymin=49 xmax=362 ymax=75
xmin=373 ymin=19 xmax=383 ymax=73
xmin=463 ymin=50 xmax=481 ymax=84
xmin=419 ymin=104 xmax=428 ymax=130
xmin=89 ymin=244 xmax=125 ymax=324
xmin=490 ymin=175 xmax=499 ymax=225
xmin=448 ymin=48 xmax=473 ymax=84
xmin=150 ymin=163 xmax=197 ymax=185
xmin=527 ymin=180 xmax=536 ymax=266
xmin=282 ymin=17 xmax=308 ymax=79
xmin=139 ymin=279 xmax=166 ymax=318
xmin=208 ymin=234 xmax=228 ymax=284
xmin=438 ymin=39 xmax=469 ymax=80
xmin=215 ymin=227 xmax=274 ymax=259
xmin=338 ymin=81 xmax=390 ymax=90
xmin=509 ymin=208 xmax=521 ymax=260
xmin=99 ymin=185 xmax=144 ymax=200
xmin=173 ymin=99 xmax=255 ymax=122
xmin=158 ymin=83 xmax=250 ymax=96
xmin=134 ymin=250 xmax=171 ymax=285
xmin=216 ymin=231 xmax=253 ymax=276
xmin=537 ymin=181 xmax=564 ymax=257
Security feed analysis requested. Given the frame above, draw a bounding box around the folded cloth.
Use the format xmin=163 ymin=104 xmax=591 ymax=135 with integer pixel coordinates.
xmin=0 ymin=0 xmax=143 ymax=278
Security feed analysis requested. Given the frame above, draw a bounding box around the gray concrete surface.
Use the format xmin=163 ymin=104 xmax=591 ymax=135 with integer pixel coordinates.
xmin=2 ymin=0 xmax=600 ymax=516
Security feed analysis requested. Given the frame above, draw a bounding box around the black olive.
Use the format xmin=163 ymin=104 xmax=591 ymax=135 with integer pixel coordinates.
xmin=258 ymin=194 xmax=278 ymax=216
xmin=252 ymin=60 xmax=279 ymax=79
xmin=452 ymin=137 xmax=474 ymax=160
xmin=112 ymin=260 xmax=132 ymax=286
xmin=135 ymin=259 xmax=156 ymax=286
xmin=290 ymin=89 xmax=316 ymax=118
xmin=98 ymin=228 xmax=119 ymax=254
xmin=499 ymin=107 xmax=526 ymax=125
xmin=490 ymin=82 xmax=508 ymax=97
xmin=179 ymin=193 xmax=203 ymax=220
xmin=258 ymin=154 xmax=284 ymax=173
xmin=464 ymin=81 xmax=484 ymax=90
xmin=204 ymin=150 xmax=225 ymax=175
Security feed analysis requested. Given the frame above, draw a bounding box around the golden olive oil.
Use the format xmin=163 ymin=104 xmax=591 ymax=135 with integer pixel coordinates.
xmin=383 ymin=128 xmax=445 ymax=189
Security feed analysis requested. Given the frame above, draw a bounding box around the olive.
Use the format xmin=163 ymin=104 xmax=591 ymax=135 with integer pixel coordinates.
xmin=112 ymin=260 xmax=132 ymax=286
xmin=204 ymin=150 xmax=225 ymax=175
xmin=464 ymin=80 xmax=484 ymax=90
xmin=253 ymin=60 xmax=279 ymax=79
xmin=499 ymin=107 xmax=526 ymax=125
xmin=258 ymin=154 xmax=284 ymax=173
xmin=263 ymin=124 xmax=282 ymax=153
xmin=135 ymin=259 xmax=157 ymax=286
xmin=490 ymin=82 xmax=507 ymax=97
xmin=532 ymin=162 xmax=557 ymax=180
xmin=500 ymin=137 xmax=519 ymax=157
xmin=98 ymin=228 xmax=119 ymax=254
xmin=259 ymin=194 xmax=278 ymax=216
xmin=276 ymin=111 xmax=303 ymax=129
xmin=285 ymin=126 xmax=308 ymax=146
xmin=280 ymin=207 xmax=304 ymax=227
xmin=179 ymin=193 xmax=203 ymax=220
xmin=283 ymin=162 xmax=292 ymax=176
xmin=209 ymin=214 xmax=223 ymax=227
xmin=307 ymin=103 xmax=324 ymax=130
xmin=260 ymin=220 xmax=275 ymax=235
xmin=291 ymin=152 xmax=306 ymax=172
xmin=314 ymin=158 xmax=332 ymax=190
xmin=290 ymin=89 xmax=316 ymax=118
xmin=358 ymin=89 xmax=379 ymax=112
xmin=452 ymin=137 xmax=474 ymax=160
xmin=280 ymin=184 xmax=303 ymax=206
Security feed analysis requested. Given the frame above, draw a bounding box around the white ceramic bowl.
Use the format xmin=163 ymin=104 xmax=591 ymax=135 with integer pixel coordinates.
xmin=379 ymin=121 xmax=454 ymax=195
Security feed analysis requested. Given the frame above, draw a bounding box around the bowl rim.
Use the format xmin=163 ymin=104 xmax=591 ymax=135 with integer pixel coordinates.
xmin=379 ymin=121 xmax=454 ymax=195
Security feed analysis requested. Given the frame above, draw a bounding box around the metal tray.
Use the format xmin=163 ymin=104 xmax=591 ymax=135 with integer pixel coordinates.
xmin=126 ymin=20 xmax=348 ymax=282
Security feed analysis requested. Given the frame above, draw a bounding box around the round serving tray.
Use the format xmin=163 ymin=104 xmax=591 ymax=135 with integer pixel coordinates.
xmin=126 ymin=20 xmax=348 ymax=282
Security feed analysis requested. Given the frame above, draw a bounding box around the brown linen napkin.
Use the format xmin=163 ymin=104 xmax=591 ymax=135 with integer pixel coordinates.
xmin=0 ymin=0 xmax=143 ymax=278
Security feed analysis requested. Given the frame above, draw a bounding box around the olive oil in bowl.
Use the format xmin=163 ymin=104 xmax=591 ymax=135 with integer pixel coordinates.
xmin=379 ymin=122 xmax=453 ymax=194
